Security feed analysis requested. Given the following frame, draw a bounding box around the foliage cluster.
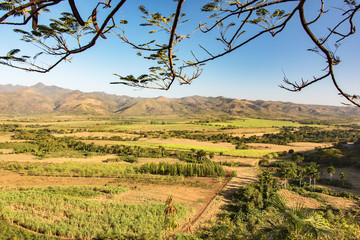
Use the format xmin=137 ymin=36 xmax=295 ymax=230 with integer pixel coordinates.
xmin=139 ymin=161 xmax=225 ymax=177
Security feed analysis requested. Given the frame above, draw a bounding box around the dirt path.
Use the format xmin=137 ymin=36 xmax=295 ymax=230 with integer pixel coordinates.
xmin=184 ymin=166 xmax=259 ymax=232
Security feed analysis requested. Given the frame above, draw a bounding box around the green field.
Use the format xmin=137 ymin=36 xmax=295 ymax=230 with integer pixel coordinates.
xmin=83 ymin=140 xmax=275 ymax=157
xmin=208 ymin=118 xmax=311 ymax=128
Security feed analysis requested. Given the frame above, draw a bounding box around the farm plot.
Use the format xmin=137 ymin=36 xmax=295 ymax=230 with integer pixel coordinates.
xmin=113 ymin=123 xmax=219 ymax=131
xmin=278 ymin=189 xmax=359 ymax=211
xmin=212 ymin=156 xmax=261 ymax=166
xmin=230 ymin=128 xmax=280 ymax=138
xmin=141 ymin=138 xmax=235 ymax=149
xmin=81 ymin=140 xmax=275 ymax=157
xmin=53 ymin=132 xmax=139 ymax=139
xmin=206 ymin=118 xmax=302 ymax=128
xmin=0 ymin=153 xmax=118 ymax=163
xmin=246 ymin=142 xmax=332 ymax=152
xmin=0 ymin=185 xmax=188 ymax=239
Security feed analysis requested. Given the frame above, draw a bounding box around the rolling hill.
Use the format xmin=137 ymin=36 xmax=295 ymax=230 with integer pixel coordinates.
xmin=0 ymin=83 xmax=359 ymax=120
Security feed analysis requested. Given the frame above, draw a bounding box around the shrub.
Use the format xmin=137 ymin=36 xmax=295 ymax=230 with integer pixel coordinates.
xmin=122 ymin=155 xmax=139 ymax=163
xmin=258 ymin=159 xmax=269 ymax=166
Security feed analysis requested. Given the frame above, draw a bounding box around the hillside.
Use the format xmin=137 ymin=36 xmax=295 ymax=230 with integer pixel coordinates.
xmin=0 ymin=83 xmax=359 ymax=120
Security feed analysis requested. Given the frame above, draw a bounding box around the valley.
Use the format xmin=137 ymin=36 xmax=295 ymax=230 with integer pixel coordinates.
xmin=0 ymin=84 xmax=359 ymax=239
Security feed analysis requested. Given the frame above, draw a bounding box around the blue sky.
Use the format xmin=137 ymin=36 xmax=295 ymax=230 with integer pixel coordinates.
xmin=0 ymin=0 xmax=359 ymax=106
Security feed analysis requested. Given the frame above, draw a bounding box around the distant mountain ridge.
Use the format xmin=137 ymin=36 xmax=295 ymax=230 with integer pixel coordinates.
xmin=0 ymin=83 xmax=359 ymax=119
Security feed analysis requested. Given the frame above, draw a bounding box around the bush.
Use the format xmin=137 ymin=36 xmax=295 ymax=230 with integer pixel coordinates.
xmin=258 ymin=159 xmax=269 ymax=166
xmin=122 ymin=156 xmax=139 ymax=163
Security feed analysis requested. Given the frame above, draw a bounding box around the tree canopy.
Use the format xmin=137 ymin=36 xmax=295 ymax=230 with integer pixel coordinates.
xmin=0 ymin=0 xmax=359 ymax=106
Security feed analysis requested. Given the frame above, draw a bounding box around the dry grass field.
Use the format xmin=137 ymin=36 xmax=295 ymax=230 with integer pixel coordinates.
xmin=247 ymin=142 xmax=332 ymax=152
xmin=141 ymin=138 xmax=235 ymax=149
xmin=226 ymin=127 xmax=280 ymax=136
xmin=279 ymin=189 xmax=359 ymax=211
xmin=0 ymin=153 xmax=118 ymax=163
xmin=53 ymin=132 xmax=139 ymax=138
xmin=213 ymin=155 xmax=261 ymax=166
xmin=320 ymin=167 xmax=360 ymax=195
xmin=0 ymin=134 xmax=27 ymax=143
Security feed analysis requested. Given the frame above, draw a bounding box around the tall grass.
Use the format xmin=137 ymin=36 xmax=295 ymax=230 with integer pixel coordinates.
xmin=0 ymin=186 xmax=188 ymax=239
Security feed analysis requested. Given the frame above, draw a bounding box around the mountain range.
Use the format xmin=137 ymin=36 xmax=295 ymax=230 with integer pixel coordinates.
xmin=0 ymin=83 xmax=359 ymax=120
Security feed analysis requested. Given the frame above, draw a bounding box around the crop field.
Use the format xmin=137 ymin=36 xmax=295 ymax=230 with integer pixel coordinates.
xmin=0 ymin=185 xmax=187 ymax=239
xmin=81 ymin=139 xmax=275 ymax=157
xmin=202 ymin=118 xmax=302 ymax=128
xmin=0 ymin=161 xmax=225 ymax=239
xmin=247 ymin=142 xmax=332 ymax=152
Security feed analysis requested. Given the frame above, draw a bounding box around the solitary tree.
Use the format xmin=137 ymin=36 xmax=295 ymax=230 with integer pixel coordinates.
xmin=0 ymin=1 xmax=359 ymax=106
xmin=339 ymin=172 xmax=348 ymax=186
xmin=158 ymin=145 xmax=165 ymax=157
xmin=327 ymin=165 xmax=336 ymax=182
xmin=281 ymin=168 xmax=297 ymax=189
xmin=163 ymin=195 xmax=178 ymax=232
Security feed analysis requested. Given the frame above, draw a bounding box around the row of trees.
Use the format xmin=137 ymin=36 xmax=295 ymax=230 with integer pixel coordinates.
xmin=139 ymin=161 xmax=225 ymax=177
xmin=275 ymin=161 xmax=348 ymax=190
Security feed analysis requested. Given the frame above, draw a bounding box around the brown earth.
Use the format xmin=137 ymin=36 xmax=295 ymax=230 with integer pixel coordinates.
xmin=0 ymin=133 xmax=27 ymax=143
xmin=0 ymin=170 xmax=114 ymax=186
xmin=0 ymin=149 xmax=13 ymax=154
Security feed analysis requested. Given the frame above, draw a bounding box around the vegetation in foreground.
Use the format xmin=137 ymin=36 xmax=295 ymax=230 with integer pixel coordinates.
xmin=0 ymin=185 xmax=188 ymax=239
xmin=194 ymin=171 xmax=360 ymax=240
